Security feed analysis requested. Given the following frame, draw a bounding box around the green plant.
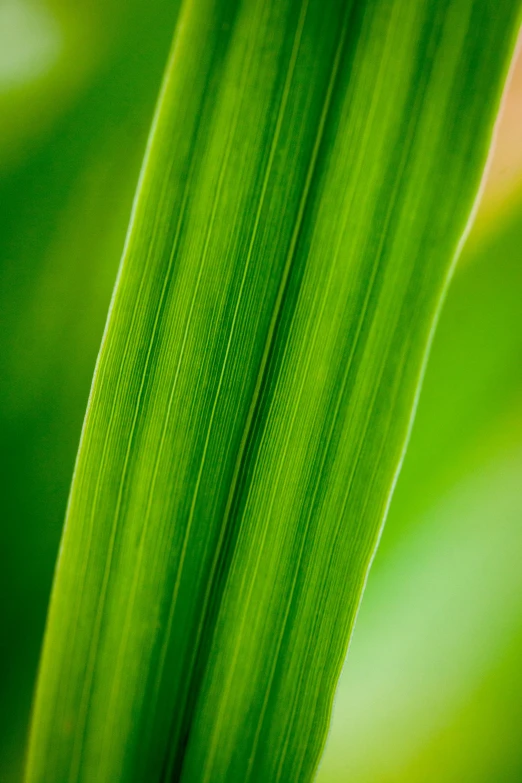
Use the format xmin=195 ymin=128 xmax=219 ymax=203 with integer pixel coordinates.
xmin=318 ymin=199 xmax=522 ymax=782
xmin=24 ymin=1 xmax=521 ymax=781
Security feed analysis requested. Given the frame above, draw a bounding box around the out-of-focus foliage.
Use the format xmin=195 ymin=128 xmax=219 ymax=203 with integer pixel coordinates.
xmin=0 ymin=2 xmax=521 ymax=782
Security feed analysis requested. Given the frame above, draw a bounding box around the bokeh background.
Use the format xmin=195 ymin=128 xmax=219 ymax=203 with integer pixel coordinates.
xmin=0 ymin=3 xmax=520 ymax=781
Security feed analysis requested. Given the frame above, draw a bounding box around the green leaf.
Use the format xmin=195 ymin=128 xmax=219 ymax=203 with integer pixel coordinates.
xmin=318 ymin=200 xmax=522 ymax=781
xmin=25 ymin=1 xmax=520 ymax=782
xmin=0 ymin=1 xmax=178 ymax=773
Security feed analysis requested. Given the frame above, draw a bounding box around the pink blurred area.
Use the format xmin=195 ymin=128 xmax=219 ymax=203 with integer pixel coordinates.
xmin=480 ymin=37 xmax=522 ymax=214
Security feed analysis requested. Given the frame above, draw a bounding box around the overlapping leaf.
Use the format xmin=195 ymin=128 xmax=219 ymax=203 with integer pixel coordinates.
xmin=25 ymin=1 xmax=521 ymax=781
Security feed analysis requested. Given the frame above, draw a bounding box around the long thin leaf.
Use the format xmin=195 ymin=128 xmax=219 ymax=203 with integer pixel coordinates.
xmin=26 ymin=1 xmax=521 ymax=782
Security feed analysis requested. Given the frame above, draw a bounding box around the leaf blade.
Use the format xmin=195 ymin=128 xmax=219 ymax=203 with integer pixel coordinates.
xmin=25 ymin=1 xmax=521 ymax=782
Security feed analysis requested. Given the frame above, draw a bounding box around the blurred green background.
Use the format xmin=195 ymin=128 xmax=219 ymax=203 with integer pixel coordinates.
xmin=0 ymin=3 xmax=520 ymax=781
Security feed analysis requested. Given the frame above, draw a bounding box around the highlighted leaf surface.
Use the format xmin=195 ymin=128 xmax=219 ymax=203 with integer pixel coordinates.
xmin=26 ymin=1 xmax=520 ymax=781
